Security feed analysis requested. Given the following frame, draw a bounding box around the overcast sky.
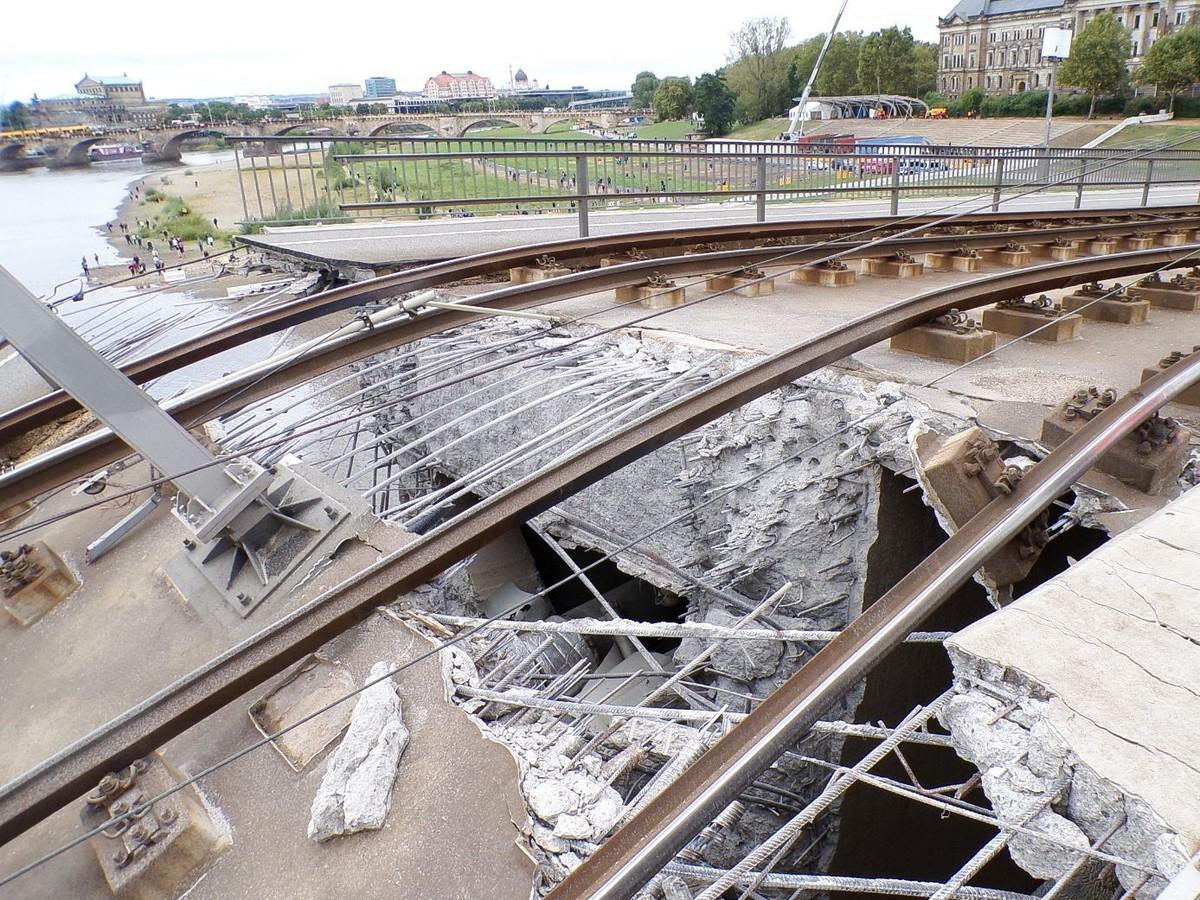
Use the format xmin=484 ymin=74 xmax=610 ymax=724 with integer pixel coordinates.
xmin=2 ymin=0 xmax=951 ymax=103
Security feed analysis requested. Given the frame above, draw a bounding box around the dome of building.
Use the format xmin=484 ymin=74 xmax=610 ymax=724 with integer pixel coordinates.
xmin=514 ymin=69 xmax=528 ymax=83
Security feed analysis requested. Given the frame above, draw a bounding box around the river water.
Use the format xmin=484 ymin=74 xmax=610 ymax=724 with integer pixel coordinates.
xmin=0 ymin=149 xmax=291 ymax=405
xmin=0 ymin=150 xmax=234 ymax=296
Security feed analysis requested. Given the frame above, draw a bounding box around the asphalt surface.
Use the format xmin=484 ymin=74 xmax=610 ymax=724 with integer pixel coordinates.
xmin=240 ymin=185 xmax=1200 ymax=268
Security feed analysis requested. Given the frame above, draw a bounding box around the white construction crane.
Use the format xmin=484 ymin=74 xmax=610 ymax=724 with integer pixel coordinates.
xmin=784 ymin=0 xmax=851 ymax=140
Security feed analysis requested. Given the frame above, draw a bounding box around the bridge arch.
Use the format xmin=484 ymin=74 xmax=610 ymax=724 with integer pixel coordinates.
xmin=369 ymin=121 xmax=437 ymax=137
xmin=458 ymin=117 xmax=528 ymax=137
xmin=542 ymin=118 xmax=582 ymax=135
xmin=272 ymin=124 xmax=344 ymax=138
xmin=63 ymin=136 xmax=113 ymax=166
xmin=158 ymin=129 xmax=230 ymax=162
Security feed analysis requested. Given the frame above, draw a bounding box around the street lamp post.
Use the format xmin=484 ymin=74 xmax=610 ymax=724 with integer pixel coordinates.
xmin=1043 ymin=61 xmax=1058 ymax=147
xmin=1040 ymin=25 xmax=1073 ymax=182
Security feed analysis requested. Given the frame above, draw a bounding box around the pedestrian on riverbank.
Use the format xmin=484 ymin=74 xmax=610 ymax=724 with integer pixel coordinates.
xmin=105 ymin=222 xmax=112 ymax=232
xmin=212 ymin=217 xmax=218 ymax=229
xmin=197 ymin=240 xmax=204 ymax=254
xmin=81 ymin=256 xmax=89 ymax=277
xmin=93 ymin=254 xmax=100 ymax=267
xmin=206 ymin=235 xmax=213 ymax=247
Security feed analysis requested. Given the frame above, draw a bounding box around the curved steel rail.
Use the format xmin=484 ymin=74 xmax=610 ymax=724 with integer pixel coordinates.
xmin=1 ymin=227 xmax=1194 ymax=508
xmin=0 ymin=246 xmax=1195 ymax=848
xmin=2 ymin=207 xmax=1195 ymax=444
xmin=548 ymin=342 xmax=1200 ymax=900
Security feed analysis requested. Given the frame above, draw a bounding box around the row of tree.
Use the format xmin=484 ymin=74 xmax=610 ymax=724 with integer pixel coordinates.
xmin=923 ymin=13 xmax=1200 ymax=119
xmin=631 ymin=17 xmax=938 ymax=134
xmin=1 ymin=101 xmax=31 ymax=130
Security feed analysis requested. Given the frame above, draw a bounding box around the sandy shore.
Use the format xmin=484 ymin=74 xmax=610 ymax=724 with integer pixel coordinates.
xmin=85 ymin=152 xmax=287 ymax=298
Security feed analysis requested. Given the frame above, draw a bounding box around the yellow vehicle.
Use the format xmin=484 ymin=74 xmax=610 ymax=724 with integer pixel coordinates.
xmin=926 ymin=108 xmax=949 ymax=120
xmin=0 ymin=124 xmax=92 ymax=140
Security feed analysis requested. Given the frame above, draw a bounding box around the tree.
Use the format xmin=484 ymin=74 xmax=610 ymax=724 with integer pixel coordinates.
xmin=652 ymin=77 xmax=694 ymax=120
xmin=2 ymin=102 xmax=31 ymax=130
xmin=911 ymin=41 xmax=939 ymax=97
xmin=858 ymin=26 xmax=920 ymax=97
xmin=725 ymin=16 xmax=793 ymax=122
xmin=693 ymin=72 xmax=736 ymax=135
xmin=631 ymin=71 xmax=660 ymax=109
xmin=1135 ymin=27 xmax=1200 ymax=111
xmin=790 ymin=32 xmax=864 ymax=97
xmin=1058 ymin=13 xmax=1131 ymax=117
xmin=957 ymin=87 xmax=985 ymax=115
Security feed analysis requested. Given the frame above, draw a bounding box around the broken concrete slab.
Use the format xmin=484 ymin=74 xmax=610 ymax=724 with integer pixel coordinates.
xmin=307 ymin=661 xmax=409 ymax=842
xmin=912 ymin=427 xmax=1045 ymax=586
xmin=942 ymin=485 xmax=1200 ymax=895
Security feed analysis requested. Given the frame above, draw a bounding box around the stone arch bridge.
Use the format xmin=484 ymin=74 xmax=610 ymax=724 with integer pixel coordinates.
xmin=0 ymin=109 xmax=635 ymax=170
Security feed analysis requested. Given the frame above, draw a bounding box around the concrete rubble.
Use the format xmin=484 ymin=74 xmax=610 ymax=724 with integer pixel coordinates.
xmin=500 ymin=725 xmax=626 ymax=884
xmin=307 ymin=661 xmax=410 ymax=842
xmin=941 ymin=486 xmax=1200 ymax=894
xmin=379 ymin=318 xmax=1200 ymax=888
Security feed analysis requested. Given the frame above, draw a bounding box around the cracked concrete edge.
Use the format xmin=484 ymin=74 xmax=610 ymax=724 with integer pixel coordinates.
xmin=378 ymin=613 xmax=541 ymax=881
xmin=941 ymin=645 xmax=1192 ymax=895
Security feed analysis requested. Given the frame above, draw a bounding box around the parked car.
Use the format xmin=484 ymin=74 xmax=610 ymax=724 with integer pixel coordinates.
xmin=858 ymin=158 xmax=894 ymax=175
xmin=897 ymin=157 xmax=950 ymax=174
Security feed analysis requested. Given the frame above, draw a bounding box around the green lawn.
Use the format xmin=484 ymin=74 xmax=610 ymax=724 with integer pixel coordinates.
xmin=1100 ymin=122 xmax=1200 ymax=150
xmin=727 ymin=117 xmax=791 ymax=140
xmin=626 ymin=119 xmax=695 ymax=140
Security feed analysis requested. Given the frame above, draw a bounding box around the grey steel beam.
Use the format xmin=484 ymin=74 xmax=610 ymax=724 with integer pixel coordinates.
xmin=0 ymin=247 xmax=1196 ymax=851
xmin=0 ymin=266 xmax=232 ymax=506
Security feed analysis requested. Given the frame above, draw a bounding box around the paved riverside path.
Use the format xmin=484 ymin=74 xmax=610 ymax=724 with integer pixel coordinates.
xmin=240 ymin=185 xmax=1200 ymax=268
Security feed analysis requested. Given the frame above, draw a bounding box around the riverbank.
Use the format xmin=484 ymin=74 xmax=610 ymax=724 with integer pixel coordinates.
xmin=119 ymin=151 xmax=257 ymax=239
xmin=86 ymin=153 xmax=285 ymax=300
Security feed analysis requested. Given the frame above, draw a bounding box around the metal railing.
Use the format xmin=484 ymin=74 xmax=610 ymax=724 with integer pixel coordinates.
xmin=227 ymin=136 xmax=1200 ymax=234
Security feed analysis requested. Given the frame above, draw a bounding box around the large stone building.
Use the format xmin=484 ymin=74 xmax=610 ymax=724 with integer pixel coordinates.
xmin=33 ymin=74 xmax=163 ymax=127
xmin=423 ymin=70 xmax=496 ymax=100
xmin=937 ymin=0 xmax=1200 ymax=96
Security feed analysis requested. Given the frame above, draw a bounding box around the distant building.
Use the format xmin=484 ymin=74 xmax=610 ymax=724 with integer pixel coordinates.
xmin=364 ymin=76 xmax=397 ymax=99
xmin=937 ymin=0 xmax=1200 ymax=97
xmin=328 ymin=83 xmax=361 ymax=107
xmin=233 ymin=95 xmax=275 ymax=110
xmin=513 ymin=68 xmax=542 ymax=92
xmin=423 ymin=70 xmax=496 ymax=100
xmin=76 ymin=74 xmax=146 ymax=104
xmin=33 ymin=74 xmax=163 ymax=127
